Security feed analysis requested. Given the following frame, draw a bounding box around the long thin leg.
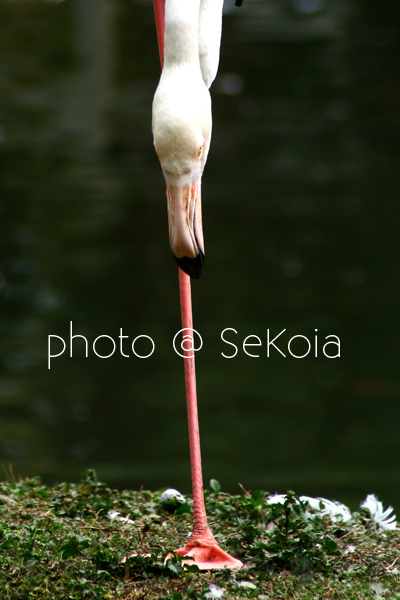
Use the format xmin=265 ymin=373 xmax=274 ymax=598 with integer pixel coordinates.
xmin=174 ymin=269 xmax=243 ymax=569
xmin=178 ymin=269 xmax=209 ymax=536
xmin=153 ymin=0 xmax=165 ymax=66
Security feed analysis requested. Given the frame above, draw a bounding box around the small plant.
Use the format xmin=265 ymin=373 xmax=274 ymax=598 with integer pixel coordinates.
xmin=261 ymin=491 xmax=340 ymax=573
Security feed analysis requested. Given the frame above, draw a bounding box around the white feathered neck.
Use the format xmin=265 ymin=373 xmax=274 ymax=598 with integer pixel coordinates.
xmin=163 ymin=0 xmax=223 ymax=88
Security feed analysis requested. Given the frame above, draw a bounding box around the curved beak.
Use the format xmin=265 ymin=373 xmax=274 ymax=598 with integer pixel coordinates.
xmin=166 ymin=179 xmax=205 ymax=279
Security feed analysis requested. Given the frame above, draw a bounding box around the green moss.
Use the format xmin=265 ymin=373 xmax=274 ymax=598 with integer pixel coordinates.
xmin=0 ymin=470 xmax=398 ymax=599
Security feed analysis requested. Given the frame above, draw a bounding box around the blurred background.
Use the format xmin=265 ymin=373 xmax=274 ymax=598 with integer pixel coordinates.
xmin=1 ymin=0 xmax=399 ymax=512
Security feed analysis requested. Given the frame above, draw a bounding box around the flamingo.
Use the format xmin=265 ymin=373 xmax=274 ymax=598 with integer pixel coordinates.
xmin=152 ymin=0 xmax=243 ymax=570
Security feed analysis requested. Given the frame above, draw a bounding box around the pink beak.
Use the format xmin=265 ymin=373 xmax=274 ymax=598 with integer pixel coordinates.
xmin=166 ymin=180 xmax=204 ymax=278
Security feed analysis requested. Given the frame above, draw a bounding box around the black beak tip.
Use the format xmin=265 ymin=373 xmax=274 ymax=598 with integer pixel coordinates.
xmin=174 ymin=251 xmax=204 ymax=279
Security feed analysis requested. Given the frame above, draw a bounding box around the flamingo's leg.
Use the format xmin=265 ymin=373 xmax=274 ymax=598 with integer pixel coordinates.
xmin=175 ymin=270 xmax=242 ymax=570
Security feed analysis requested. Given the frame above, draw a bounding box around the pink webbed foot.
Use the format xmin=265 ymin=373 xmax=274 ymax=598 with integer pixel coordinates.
xmin=174 ymin=541 xmax=243 ymax=570
xmin=166 ymin=528 xmax=243 ymax=570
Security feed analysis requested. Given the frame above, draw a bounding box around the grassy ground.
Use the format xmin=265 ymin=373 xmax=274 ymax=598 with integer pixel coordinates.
xmin=0 ymin=470 xmax=399 ymax=599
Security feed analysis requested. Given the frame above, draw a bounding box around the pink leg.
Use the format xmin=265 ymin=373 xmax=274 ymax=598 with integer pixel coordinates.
xmin=174 ymin=270 xmax=243 ymax=570
xmin=153 ymin=0 xmax=165 ymax=66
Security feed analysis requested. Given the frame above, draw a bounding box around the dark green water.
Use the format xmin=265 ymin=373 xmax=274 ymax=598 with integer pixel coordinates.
xmin=1 ymin=0 xmax=400 ymax=512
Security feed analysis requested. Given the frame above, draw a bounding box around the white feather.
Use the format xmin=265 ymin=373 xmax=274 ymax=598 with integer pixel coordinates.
xmin=361 ymin=494 xmax=397 ymax=531
xmin=204 ymin=584 xmax=224 ymax=599
xmin=266 ymin=493 xmax=397 ymax=531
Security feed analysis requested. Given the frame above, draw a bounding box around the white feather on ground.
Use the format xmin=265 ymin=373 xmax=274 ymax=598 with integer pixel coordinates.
xmin=267 ymin=493 xmax=397 ymax=531
xmin=360 ymin=494 xmax=397 ymax=531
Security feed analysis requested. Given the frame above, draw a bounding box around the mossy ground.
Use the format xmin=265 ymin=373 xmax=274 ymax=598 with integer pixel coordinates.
xmin=0 ymin=470 xmax=399 ymax=599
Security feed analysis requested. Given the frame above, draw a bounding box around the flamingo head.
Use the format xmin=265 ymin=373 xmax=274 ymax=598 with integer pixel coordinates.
xmin=152 ymin=83 xmax=211 ymax=278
